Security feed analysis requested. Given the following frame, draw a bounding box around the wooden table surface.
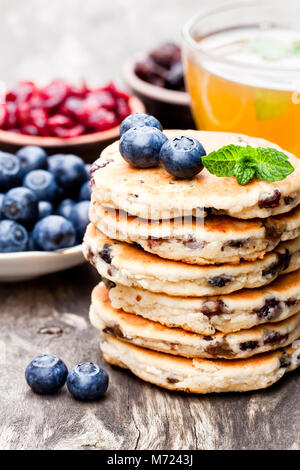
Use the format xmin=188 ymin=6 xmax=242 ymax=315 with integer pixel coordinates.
xmin=1 ymin=262 xmax=299 ymax=450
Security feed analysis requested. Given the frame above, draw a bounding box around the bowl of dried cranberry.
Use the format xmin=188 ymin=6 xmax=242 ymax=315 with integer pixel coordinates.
xmin=0 ymin=80 xmax=145 ymax=162
xmin=123 ymin=42 xmax=194 ymax=129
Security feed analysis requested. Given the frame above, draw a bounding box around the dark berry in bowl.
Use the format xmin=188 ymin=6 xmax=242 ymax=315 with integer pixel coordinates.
xmin=48 ymin=154 xmax=86 ymax=194
xmin=79 ymin=181 xmax=91 ymax=201
xmin=67 ymin=362 xmax=109 ymax=401
xmin=0 ymin=220 xmax=28 ymax=252
xmin=160 ymin=136 xmax=206 ymax=179
xmin=56 ymin=199 xmax=76 ymax=219
xmin=25 ymin=354 xmax=68 ymax=395
xmin=120 ymin=126 xmax=167 ymax=169
xmin=33 ymin=215 xmax=76 ymax=251
xmin=0 ymin=151 xmax=22 ymax=191
xmin=23 ymin=169 xmax=60 ymax=202
xmin=149 ymin=42 xmax=181 ymax=69
xmin=70 ymin=201 xmax=90 ymax=241
xmin=120 ymin=113 xmax=162 ymax=136
xmin=2 ymin=187 xmax=38 ymax=224
xmin=16 ymin=146 xmax=47 ymax=177
xmin=38 ymin=200 xmax=53 ymax=219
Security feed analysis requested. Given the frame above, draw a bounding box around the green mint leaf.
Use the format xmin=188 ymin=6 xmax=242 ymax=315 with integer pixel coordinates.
xmin=234 ymin=159 xmax=256 ymax=185
xmin=250 ymin=38 xmax=288 ymax=61
xmin=202 ymin=145 xmax=294 ymax=185
xmin=255 ymin=147 xmax=294 ymax=182
xmin=291 ymin=41 xmax=300 ymax=54
xmin=253 ymin=89 xmax=290 ymax=121
xmin=201 ymin=145 xmax=245 ymax=177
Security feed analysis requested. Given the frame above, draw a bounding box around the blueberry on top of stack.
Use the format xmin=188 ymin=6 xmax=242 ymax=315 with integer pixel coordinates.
xmin=0 ymin=146 xmax=90 ymax=253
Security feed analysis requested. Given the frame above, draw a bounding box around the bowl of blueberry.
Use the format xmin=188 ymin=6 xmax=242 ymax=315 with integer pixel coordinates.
xmin=0 ymin=145 xmax=91 ymax=282
xmin=123 ymin=42 xmax=194 ymax=129
xmin=0 ymin=80 xmax=145 ymax=163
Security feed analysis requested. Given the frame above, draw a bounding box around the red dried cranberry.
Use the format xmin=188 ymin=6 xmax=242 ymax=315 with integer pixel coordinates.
xmin=3 ymin=102 xmax=18 ymax=129
xmin=116 ymin=98 xmax=130 ymax=121
xmin=84 ymin=108 xmax=118 ymax=131
xmin=40 ymin=80 xmax=70 ymax=110
xmin=48 ymin=114 xmax=74 ymax=129
xmin=86 ymin=91 xmax=115 ymax=110
xmin=21 ymin=124 xmax=39 ymax=136
xmin=52 ymin=124 xmax=85 ymax=138
xmin=0 ymin=103 xmax=8 ymax=127
xmin=29 ymin=108 xmax=48 ymax=134
xmin=6 ymin=81 xmax=35 ymax=103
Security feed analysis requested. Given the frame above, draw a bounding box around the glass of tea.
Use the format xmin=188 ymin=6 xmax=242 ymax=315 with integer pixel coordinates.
xmin=182 ymin=0 xmax=300 ymax=156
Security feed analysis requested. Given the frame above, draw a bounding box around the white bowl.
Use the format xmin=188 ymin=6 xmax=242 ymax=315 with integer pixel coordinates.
xmin=0 ymin=244 xmax=85 ymax=282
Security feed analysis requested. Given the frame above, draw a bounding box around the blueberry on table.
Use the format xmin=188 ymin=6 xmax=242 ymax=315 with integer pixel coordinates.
xmin=23 ymin=169 xmax=60 ymax=202
xmin=0 ymin=152 xmax=22 ymax=191
xmin=2 ymin=187 xmax=38 ymax=224
xmin=25 ymin=354 xmax=68 ymax=395
xmin=48 ymin=154 xmax=86 ymax=193
xmin=79 ymin=181 xmax=91 ymax=201
xmin=56 ymin=199 xmax=76 ymax=219
xmin=119 ymin=113 xmax=162 ymax=137
xmin=70 ymin=201 xmax=90 ymax=241
xmin=120 ymin=126 xmax=167 ymax=169
xmin=67 ymin=362 xmax=109 ymax=401
xmin=16 ymin=146 xmax=47 ymax=177
xmin=0 ymin=220 xmax=28 ymax=252
xmin=38 ymin=200 xmax=53 ymax=219
xmin=159 ymin=135 xmax=206 ymax=179
xmin=32 ymin=215 xmax=76 ymax=251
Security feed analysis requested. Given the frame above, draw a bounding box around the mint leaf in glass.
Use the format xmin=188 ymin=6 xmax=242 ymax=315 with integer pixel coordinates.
xmin=291 ymin=41 xmax=300 ymax=55
xmin=202 ymin=145 xmax=294 ymax=185
xmin=250 ymin=38 xmax=288 ymax=61
xmin=253 ymin=89 xmax=290 ymax=121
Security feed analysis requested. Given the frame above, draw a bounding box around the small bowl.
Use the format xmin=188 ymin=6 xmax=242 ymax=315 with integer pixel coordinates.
xmin=0 ymin=96 xmax=145 ymax=163
xmin=0 ymin=244 xmax=85 ymax=282
xmin=123 ymin=54 xmax=195 ymax=129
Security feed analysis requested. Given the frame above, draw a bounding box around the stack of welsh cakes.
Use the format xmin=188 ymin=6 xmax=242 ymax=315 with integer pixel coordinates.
xmin=83 ymin=130 xmax=300 ymax=393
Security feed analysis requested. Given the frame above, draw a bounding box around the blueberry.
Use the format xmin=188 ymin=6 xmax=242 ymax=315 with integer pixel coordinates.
xmin=120 ymin=126 xmax=167 ymax=169
xmin=48 ymin=154 xmax=86 ymax=194
xmin=16 ymin=146 xmax=47 ymax=177
xmin=70 ymin=201 xmax=90 ymax=241
xmin=56 ymin=199 xmax=76 ymax=219
xmin=159 ymin=136 xmax=206 ymax=179
xmin=120 ymin=113 xmax=162 ymax=136
xmin=25 ymin=354 xmax=68 ymax=395
xmin=38 ymin=201 xmax=53 ymax=219
xmin=67 ymin=362 xmax=108 ymax=401
xmin=2 ymin=187 xmax=38 ymax=224
xmin=33 ymin=215 xmax=76 ymax=251
xmin=0 ymin=220 xmax=28 ymax=252
xmin=79 ymin=181 xmax=91 ymax=201
xmin=27 ymin=231 xmax=37 ymax=251
xmin=23 ymin=169 xmax=60 ymax=202
xmin=84 ymin=164 xmax=91 ymax=181
xmin=0 ymin=152 xmax=22 ymax=191
xmin=0 ymin=193 xmax=4 ymax=219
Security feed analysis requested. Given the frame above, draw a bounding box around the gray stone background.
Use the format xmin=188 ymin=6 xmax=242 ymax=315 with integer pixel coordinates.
xmin=0 ymin=0 xmax=219 ymax=87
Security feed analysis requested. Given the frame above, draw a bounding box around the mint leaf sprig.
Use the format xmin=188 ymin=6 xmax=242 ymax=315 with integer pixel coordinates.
xmin=202 ymin=145 xmax=294 ymax=185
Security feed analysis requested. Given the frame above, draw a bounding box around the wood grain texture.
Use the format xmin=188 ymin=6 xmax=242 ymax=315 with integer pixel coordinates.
xmin=0 ymin=263 xmax=299 ymax=450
